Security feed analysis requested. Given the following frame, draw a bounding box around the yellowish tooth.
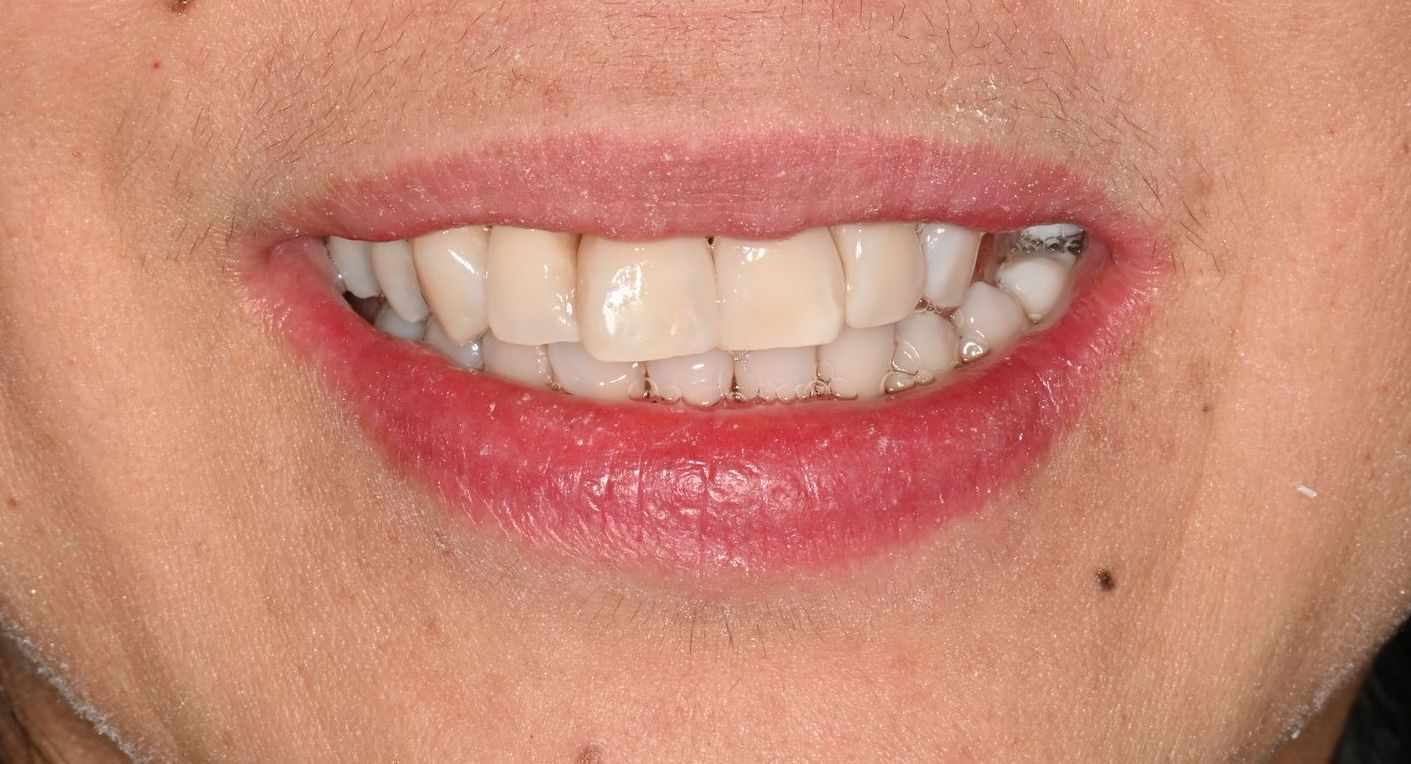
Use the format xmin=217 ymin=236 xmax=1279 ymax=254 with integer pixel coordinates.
xmin=952 ymin=282 xmax=1027 ymax=361
xmin=547 ymin=342 xmax=645 ymax=401
xmin=577 ymin=236 xmax=720 ymax=362
xmin=715 ymin=228 xmax=845 ymax=351
xmin=480 ymin=333 xmax=551 ymax=388
xmin=831 ymin=223 xmax=926 ymax=328
xmin=424 ymin=318 xmax=484 ymax=370
xmin=646 ymin=349 xmax=734 ymax=407
xmin=413 ymin=226 xmax=491 ymax=345
xmin=996 ymin=255 xmax=1071 ymax=322
xmin=485 ymin=226 xmax=581 ymax=345
xmin=733 ymin=347 xmax=818 ymax=402
xmin=893 ymin=312 xmax=959 ymax=385
xmin=818 ymin=324 xmax=895 ymax=400
xmin=328 ymin=237 xmax=379 ymax=298
xmin=371 ymin=240 xmax=430 ymax=323
xmin=919 ymin=224 xmax=982 ymax=309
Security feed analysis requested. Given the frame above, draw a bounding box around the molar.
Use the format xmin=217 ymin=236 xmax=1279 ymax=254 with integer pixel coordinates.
xmin=831 ymin=223 xmax=926 ymax=328
xmin=715 ymin=228 xmax=846 ymax=351
xmin=577 ymin=236 xmax=720 ymax=363
xmin=486 ymin=227 xmax=581 ymax=345
xmin=996 ymin=255 xmax=1071 ymax=322
xmin=413 ymin=226 xmax=491 ymax=345
xmin=371 ymin=240 xmax=430 ymax=324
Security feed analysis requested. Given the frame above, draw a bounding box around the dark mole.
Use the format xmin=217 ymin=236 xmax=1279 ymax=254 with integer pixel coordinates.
xmin=1200 ymin=402 xmax=1212 ymax=415
xmin=1096 ymin=568 xmax=1116 ymax=592
xmin=151 ymin=60 xmax=162 ymax=70
xmin=169 ymin=0 xmax=194 ymax=13
xmin=575 ymin=744 xmax=605 ymax=764
xmin=3 ymin=497 xmax=16 ymax=508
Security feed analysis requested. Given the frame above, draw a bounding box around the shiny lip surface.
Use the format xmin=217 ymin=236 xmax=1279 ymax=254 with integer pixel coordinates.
xmin=249 ymin=131 xmax=1165 ymax=575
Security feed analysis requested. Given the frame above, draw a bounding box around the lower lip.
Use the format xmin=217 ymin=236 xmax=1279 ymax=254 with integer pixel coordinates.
xmin=249 ymin=135 xmax=1165 ymax=574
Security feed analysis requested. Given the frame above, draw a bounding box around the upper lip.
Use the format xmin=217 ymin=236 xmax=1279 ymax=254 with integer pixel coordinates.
xmin=249 ymin=129 xmax=1166 ymax=575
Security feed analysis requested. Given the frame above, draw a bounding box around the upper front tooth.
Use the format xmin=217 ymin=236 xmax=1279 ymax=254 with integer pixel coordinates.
xmin=486 ymin=226 xmax=581 ymax=345
xmin=577 ymin=236 xmax=720 ymax=363
xmin=919 ymin=224 xmax=982 ymax=309
xmin=547 ymin=342 xmax=645 ymax=401
xmin=817 ymin=324 xmax=895 ymax=400
xmin=328 ymin=237 xmax=379 ymax=298
xmin=831 ymin=223 xmax=926 ymax=328
xmin=715 ymin=228 xmax=845 ymax=351
xmin=371 ymin=240 xmax=430 ymax=323
xmin=413 ymin=226 xmax=491 ymax=345
xmin=733 ymin=346 xmax=818 ymax=402
xmin=996 ymin=255 xmax=1072 ymax=321
xmin=646 ymin=349 xmax=734 ymax=407
xmin=952 ymin=282 xmax=1027 ymax=360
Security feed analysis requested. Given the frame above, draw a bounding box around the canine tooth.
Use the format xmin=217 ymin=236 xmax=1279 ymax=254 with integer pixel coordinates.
xmin=831 ymin=223 xmax=926 ymax=328
xmin=715 ymin=229 xmax=845 ymax=351
xmin=413 ymin=226 xmax=491 ymax=345
xmin=371 ymin=240 xmax=430 ymax=323
xmin=486 ymin=227 xmax=581 ymax=345
xmin=893 ymin=312 xmax=960 ymax=385
xmin=997 ymin=255 xmax=1071 ymax=321
xmin=919 ymin=224 xmax=982 ymax=309
xmin=547 ymin=343 xmax=645 ymax=401
xmin=952 ymin=282 xmax=1027 ymax=360
xmin=818 ymin=325 xmax=895 ymax=400
xmin=481 ymin=334 xmax=551 ymax=388
xmin=577 ymin=236 xmax=719 ymax=362
xmin=733 ymin=347 xmax=818 ymax=402
xmin=374 ymin=305 xmax=426 ymax=342
xmin=425 ymin=318 xmax=484 ymax=370
xmin=328 ymin=237 xmax=379 ymax=298
xmin=646 ymin=349 xmax=734 ymax=407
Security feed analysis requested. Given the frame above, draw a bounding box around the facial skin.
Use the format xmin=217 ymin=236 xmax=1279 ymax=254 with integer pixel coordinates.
xmin=1 ymin=0 xmax=1409 ymax=760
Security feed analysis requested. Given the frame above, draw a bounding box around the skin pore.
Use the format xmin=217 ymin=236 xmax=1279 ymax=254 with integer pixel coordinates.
xmin=1 ymin=0 xmax=1410 ymax=761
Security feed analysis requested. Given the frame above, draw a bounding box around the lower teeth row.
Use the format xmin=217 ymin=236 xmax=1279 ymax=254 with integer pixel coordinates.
xmin=327 ymin=222 xmax=1086 ymax=406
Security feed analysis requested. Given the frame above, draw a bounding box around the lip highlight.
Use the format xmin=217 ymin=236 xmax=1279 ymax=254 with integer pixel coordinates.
xmin=250 ymin=132 xmax=1166 ymax=574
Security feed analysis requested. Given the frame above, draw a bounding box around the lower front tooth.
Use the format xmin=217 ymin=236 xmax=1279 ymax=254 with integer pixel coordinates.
xmin=328 ymin=237 xmax=380 ymax=298
xmin=547 ymin=343 xmax=645 ymax=401
xmin=645 ymin=349 xmax=734 ymax=407
xmin=996 ymin=255 xmax=1071 ymax=322
xmin=374 ymin=305 xmax=427 ymax=342
xmin=952 ymin=282 xmax=1027 ymax=361
xmin=894 ymin=312 xmax=959 ymax=381
xmin=371 ymin=240 xmax=430 ymax=323
xmin=481 ymin=334 xmax=552 ymax=389
xmin=425 ymin=318 xmax=484 ymax=370
xmin=733 ymin=346 xmax=818 ymax=402
xmin=817 ymin=325 xmax=895 ymax=400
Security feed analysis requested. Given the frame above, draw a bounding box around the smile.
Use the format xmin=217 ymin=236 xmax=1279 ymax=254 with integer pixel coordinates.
xmin=250 ymin=131 xmax=1165 ymax=574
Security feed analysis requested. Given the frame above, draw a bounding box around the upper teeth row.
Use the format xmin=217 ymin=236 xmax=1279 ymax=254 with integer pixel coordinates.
xmin=326 ymin=222 xmax=1083 ymax=404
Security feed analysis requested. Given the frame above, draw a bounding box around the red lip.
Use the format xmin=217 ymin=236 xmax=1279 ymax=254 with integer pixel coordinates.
xmin=248 ymin=131 xmax=1165 ymax=574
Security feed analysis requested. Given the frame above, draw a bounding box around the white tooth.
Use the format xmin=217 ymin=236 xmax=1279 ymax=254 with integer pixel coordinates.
xmin=919 ymin=224 xmax=982 ymax=309
xmin=374 ymin=305 xmax=426 ymax=342
xmin=481 ymin=334 xmax=551 ymax=388
xmin=424 ymin=318 xmax=484 ymax=370
xmin=370 ymin=240 xmax=430 ymax=323
xmin=818 ymin=324 xmax=895 ymax=401
xmin=733 ymin=347 xmax=818 ymax=402
xmin=951 ymin=282 xmax=1027 ymax=361
xmin=485 ymin=226 xmax=581 ymax=345
xmin=413 ymin=226 xmax=491 ymax=345
xmin=893 ymin=312 xmax=960 ymax=388
xmin=715 ymin=229 xmax=845 ymax=351
xmin=1023 ymin=223 xmax=1083 ymax=240
xmin=547 ymin=342 xmax=645 ymax=401
xmin=996 ymin=255 xmax=1072 ymax=322
xmin=831 ymin=223 xmax=926 ymax=328
xmin=577 ymin=236 xmax=719 ymax=362
xmin=328 ymin=237 xmax=379 ymax=298
xmin=646 ymin=349 xmax=734 ymax=407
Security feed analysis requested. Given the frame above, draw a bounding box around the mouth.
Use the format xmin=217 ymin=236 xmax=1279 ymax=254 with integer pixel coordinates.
xmin=249 ymin=131 xmax=1164 ymax=575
